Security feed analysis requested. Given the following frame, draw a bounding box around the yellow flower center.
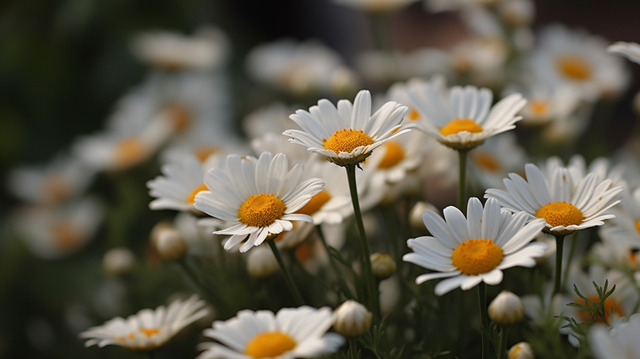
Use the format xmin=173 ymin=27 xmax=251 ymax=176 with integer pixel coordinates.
xmin=473 ymin=151 xmax=501 ymax=172
xmin=575 ymin=296 xmax=624 ymax=325
xmin=194 ymin=146 xmax=219 ymax=162
xmin=238 ymin=193 xmax=286 ymax=227
xmin=323 ymin=129 xmax=374 ymax=154
xmin=245 ymin=331 xmax=297 ymax=358
xmin=115 ymin=138 xmax=147 ymax=168
xmin=407 ymin=108 xmax=421 ymax=121
xmin=297 ymin=190 xmax=331 ymax=215
xmin=451 ymin=239 xmax=504 ymax=275
xmin=439 ymin=118 xmax=483 ymax=136
xmin=535 ymin=201 xmax=583 ymax=227
xmin=186 ymin=183 xmax=208 ymax=204
xmin=529 ymin=100 xmax=549 ymax=117
xmin=51 ymin=221 xmax=81 ymax=250
xmin=635 ymin=218 xmax=640 ymax=235
xmin=557 ymin=55 xmax=591 ymax=81
xmin=162 ymin=103 xmax=192 ymax=133
xmin=629 ymin=249 xmax=640 ymax=267
xmin=139 ymin=327 xmax=161 ymax=338
xmin=378 ymin=141 xmax=405 ymax=169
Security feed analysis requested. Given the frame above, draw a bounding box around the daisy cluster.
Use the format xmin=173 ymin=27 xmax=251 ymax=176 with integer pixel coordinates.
xmin=4 ymin=1 xmax=640 ymax=358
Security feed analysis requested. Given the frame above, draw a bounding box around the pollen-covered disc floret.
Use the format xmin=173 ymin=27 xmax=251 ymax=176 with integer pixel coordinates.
xmin=485 ymin=162 xmax=623 ymax=235
xmin=403 ymin=197 xmax=547 ymax=296
xmin=283 ymin=89 xmax=410 ymax=166
xmin=197 ymin=306 xmax=344 ymax=359
xmin=393 ymin=76 xmax=526 ymax=151
xmin=80 ymin=295 xmax=209 ymax=351
xmin=194 ymin=152 xmax=325 ymax=252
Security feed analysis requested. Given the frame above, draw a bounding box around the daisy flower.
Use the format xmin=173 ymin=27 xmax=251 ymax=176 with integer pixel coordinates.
xmin=194 ymin=152 xmax=324 ymax=253
xmin=147 ymin=151 xmax=224 ymax=212
xmin=399 ymin=76 xmax=526 ymax=151
xmin=130 ymin=26 xmax=229 ymax=71
xmin=80 ymin=295 xmax=209 ymax=351
xmin=283 ymin=89 xmax=410 ymax=166
xmin=590 ymin=313 xmax=640 ymax=359
xmin=527 ymin=24 xmax=629 ymax=101
xmin=197 ymin=306 xmax=343 ymax=359
xmin=468 ymin=133 xmax=527 ymax=191
xmin=608 ymin=41 xmax=640 ymax=65
xmin=403 ymin=197 xmax=546 ymax=295
xmin=485 ymin=162 xmax=623 ymax=236
xmin=332 ymin=0 xmax=419 ymax=13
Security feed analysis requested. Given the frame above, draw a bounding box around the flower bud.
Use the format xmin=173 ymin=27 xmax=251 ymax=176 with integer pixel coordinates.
xmin=246 ymin=245 xmax=279 ymax=278
xmin=333 ymin=300 xmax=372 ymax=338
xmin=370 ymin=253 xmax=396 ymax=280
xmin=488 ymin=290 xmax=525 ymax=326
xmin=508 ymin=342 xmax=534 ymax=359
xmin=152 ymin=223 xmax=187 ymax=261
xmin=409 ymin=201 xmax=438 ymax=231
xmin=103 ymin=247 xmax=135 ymax=276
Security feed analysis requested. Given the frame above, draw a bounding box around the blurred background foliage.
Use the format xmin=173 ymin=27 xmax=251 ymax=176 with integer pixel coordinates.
xmin=0 ymin=0 xmax=639 ymax=358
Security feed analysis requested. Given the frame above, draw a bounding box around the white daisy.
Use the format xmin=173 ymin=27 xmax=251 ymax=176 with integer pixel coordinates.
xmin=403 ymin=197 xmax=546 ymax=295
xmin=283 ymin=89 xmax=410 ymax=166
xmin=197 ymin=306 xmax=343 ymax=359
xmin=504 ymin=81 xmax=580 ymax=128
xmin=485 ymin=162 xmax=623 ymax=235
xmin=193 ymin=152 xmax=324 ymax=253
xmin=147 ymin=151 xmax=225 ymax=212
xmin=12 ymin=197 xmax=105 ymax=259
xmin=608 ymin=41 xmax=640 ymax=65
xmin=130 ymin=26 xmax=229 ymax=71
xmin=527 ymin=24 xmax=629 ymax=101
xmin=468 ymin=133 xmax=527 ymax=191
xmin=398 ymin=76 xmax=526 ymax=150
xmin=590 ymin=313 xmax=640 ymax=359
xmin=599 ymin=186 xmax=640 ymax=247
xmin=361 ymin=129 xmax=425 ymax=185
xmin=332 ymin=0 xmax=419 ymax=13
xmin=80 ymin=295 xmax=209 ymax=351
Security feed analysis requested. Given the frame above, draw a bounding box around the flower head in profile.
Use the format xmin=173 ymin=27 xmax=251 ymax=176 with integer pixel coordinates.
xmin=80 ymin=295 xmax=209 ymax=351
xmin=590 ymin=313 xmax=640 ymax=359
xmin=403 ymin=197 xmax=546 ymax=295
xmin=197 ymin=306 xmax=344 ymax=359
xmin=608 ymin=41 xmax=640 ymax=65
xmin=398 ymin=77 xmax=526 ymax=150
xmin=194 ymin=152 xmax=325 ymax=252
xmin=283 ymin=90 xmax=410 ymax=166
xmin=485 ymin=162 xmax=623 ymax=236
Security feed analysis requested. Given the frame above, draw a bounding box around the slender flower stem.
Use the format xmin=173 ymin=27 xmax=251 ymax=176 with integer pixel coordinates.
xmin=178 ymin=260 xmax=230 ymax=315
xmin=457 ymin=149 xmax=469 ymax=211
xmin=496 ymin=327 xmax=508 ymax=359
xmin=553 ymin=234 xmax=566 ymax=295
xmin=316 ymin=225 xmax=355 ymax=300
xmin=267 ymin=239 xmax=305 ymax=306
xmin=345 ymin=164 xmax=380 ymax=321
xmin=478 ymin=283 xmax=489 ymax=359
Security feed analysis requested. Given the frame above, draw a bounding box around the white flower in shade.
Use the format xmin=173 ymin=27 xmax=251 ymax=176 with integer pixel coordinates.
xmin=103 ymin=248 xmax=135 ymax=276
xmin=355 ymin=49 xmax=450 ymax=88
xmin=528 ymin=24 xmax=629 ymax=101
xmin=403 ymin=197 xmax=546 ymax=295
xmin=590 ymin=313 xmax=640 ymax=359
xmin=283 ymin=89 xmax=410 ymax=166
xmin=608 ymin=41 xmax=640 ymax=65
xmin=333 ymin=300 xmax=372 ymax=338
xmin=243 ymin=102 xmax=300 ymax=140
xmin=296 ymin=159 xmax=353 ymax=225
xmin=424 ymin=0 xmax=496 ymax=12
xmin=12 ymin=197 xmax=104 ymax=259
xmin=7 ymin=152 xmax=96 ymax=205
xmin=361 ymin=130 xmax=425 ymax=185
xmin=246 ymin=39 xmax=358 ymax=96
xmin=468 ymin=133 xmax=527 ymax=191
xmin=130 ymin=26 xmax=229 ymax=71
xmin=194 ymin=152 xmax=324 ymax=253
xmin=80 ymin=295 xmax=209 ymax=351
xmin=505 ymin=81 xmax=580 ymax=128
xmin=398 ymin=77 xmax=526 ymax=150
xmin=488 ymin=290 xmax=525 ymax=326
xmin=599 ymin=186 xmax=640 ymax=248
xmin=332 ymin=0 xmax=419 ymax=13
xmin=197 ymin=306 xmax=344 ymax=359
xmin=147 ymin=151 xmax=224 ymax=212
xmin=485 ymin=162 xmax=623 ymax=236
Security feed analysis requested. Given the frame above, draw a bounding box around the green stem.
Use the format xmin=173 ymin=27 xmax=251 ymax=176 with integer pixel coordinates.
xmin=316 ymin=225 xmax=355 ymax=300
xmin=345 ymin=164 xmax=380 ymax=321
xmin=178 ymin=260 xmax=230 ymax=315
xmin=496 ymin=327 xmax=508 ymax=359
xmin=553 ymin=234 xmax=566 ymax=295
xmin=267 ymin=239 xmax=305 ymax=306
xmin=478 ymin=283 xmax=489 ymax=359
xmin=457 ymin=149 xmax=469 ymax=211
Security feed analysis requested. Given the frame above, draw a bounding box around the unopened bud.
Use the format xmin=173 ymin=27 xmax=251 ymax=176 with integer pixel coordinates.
xmin=488 ymin=290 xmax=525 ymax=326
xmin=152 ymin=222 xmax=187 ymax=261
xmin=508 ymin=342 xmax=534 ymax=359
xmin=103 ymin=247 xmax=135 ymax=276
xmin=370 ymin=253 xmax=396 ymax=280
xmin=333 ymin=300 xmax=372 ymax=338
xmin=246 ymin=245 xmax=279 ymax=278
xmin=409 ymin=201 xmax=438 ymax=231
